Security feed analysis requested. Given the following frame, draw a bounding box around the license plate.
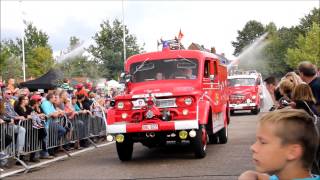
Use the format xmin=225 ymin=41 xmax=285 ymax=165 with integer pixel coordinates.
xmin=142 ymin=124 xmax=158 ymax=130
xmin=236 ymin=105 xmax=243 ymax=109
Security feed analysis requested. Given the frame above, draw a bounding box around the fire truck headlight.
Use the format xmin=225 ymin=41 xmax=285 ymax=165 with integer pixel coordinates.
xmin=107 ymin=135 xmax=114 ymax=142
xmin=117 ymin=102 xmax=124 ymax=109
xmin=189 ymin=130 xmax=196 ymax=138
xmin=182 ymin=109 xmax=189 ymax=115
xmin=115 ymin=134 xmax=124 ymax=143
xmin=184 ymin=97 xmax=193 ymax=105
xmin=246 ymin=99 xmax=251 ymax=104
xmin=121 ymin=113 xmax=128 ymax=119
xmin=252 ymin=95 xmax=256 ymax=100
xmin=179 ymin=130 xmax=188 ymax=139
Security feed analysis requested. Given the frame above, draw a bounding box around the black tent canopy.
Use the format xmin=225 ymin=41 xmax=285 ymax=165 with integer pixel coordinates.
xmin=19 ymin=69 xmax=64 ymax=91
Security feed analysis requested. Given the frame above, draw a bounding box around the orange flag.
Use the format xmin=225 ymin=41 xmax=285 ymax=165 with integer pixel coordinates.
xmin=178 ymin=29 xmax=184 ymax=40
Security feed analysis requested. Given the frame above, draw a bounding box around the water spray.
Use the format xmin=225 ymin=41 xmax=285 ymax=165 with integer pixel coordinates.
xmin=56 ymin=38 xmax=95 ymax=63
xmin=227 ymin=32 xmax=269 ymax=70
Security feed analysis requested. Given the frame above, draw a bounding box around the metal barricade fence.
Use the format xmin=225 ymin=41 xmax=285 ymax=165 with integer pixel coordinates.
xmin=89 ymin=116 xmax=106 ymax=137
xmin=47 ymin=117 xmax=67 ymax=150
xmin=90 ymin=102 xmax=107 ymax=137
xmin=71 ymin=113 xmax=90 ymax=141
xmin=0 ymin=123 xmax=15 ymax=164
xmin=0 ymin=110 xmax=107 ymax=172
xmin=18 ymin=119 xmax=42 ymax=155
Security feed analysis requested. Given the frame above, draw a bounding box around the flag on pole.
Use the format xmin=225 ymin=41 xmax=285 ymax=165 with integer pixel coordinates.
xmin=178 ymin=29 xmax=184 ymax=40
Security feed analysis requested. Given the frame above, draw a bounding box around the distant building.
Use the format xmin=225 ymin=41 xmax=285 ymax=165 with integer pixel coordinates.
xmin=188 ymin=43 xmax=231 ymax=65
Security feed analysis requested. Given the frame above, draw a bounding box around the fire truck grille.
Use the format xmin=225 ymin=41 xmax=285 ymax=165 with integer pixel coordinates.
xmin=155 ymin=98 xmax=177 ymax=108
xmin=230 ymin=94 xmax=247 ymax=103
xmin=230 ymin=94 xmax=245 ymax=100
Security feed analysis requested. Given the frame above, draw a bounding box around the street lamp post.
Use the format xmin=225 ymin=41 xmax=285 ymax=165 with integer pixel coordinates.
xmin=20 ymin=0 xmax=26 ymax=81
xmin=22 ymin=27 xmax=26 ymax=82
xmin=122 ymin=0 xmax=126 ymax=63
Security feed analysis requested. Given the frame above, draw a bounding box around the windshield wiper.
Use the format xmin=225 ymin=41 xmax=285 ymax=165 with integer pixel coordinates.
xmin=133 ymin=57 xmax=150 ymax=75
xmin=177 ymin=55 xmax=196 ymax=66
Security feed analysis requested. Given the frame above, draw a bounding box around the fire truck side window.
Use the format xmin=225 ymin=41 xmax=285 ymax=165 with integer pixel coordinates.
xmin=204 ymin=60 xmax=210 ymax=78
xmin=213 ymin=61 xmax=218 ymax=75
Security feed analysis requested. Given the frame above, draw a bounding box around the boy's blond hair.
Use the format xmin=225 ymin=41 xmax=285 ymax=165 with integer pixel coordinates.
xmin=260 ymin=109 xmax=319 ymax=168
xmin=292 ymin=83 xmax=316 ymax=103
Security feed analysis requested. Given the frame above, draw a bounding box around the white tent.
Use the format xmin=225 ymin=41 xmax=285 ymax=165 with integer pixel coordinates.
xmin=107 ymin=80 xmax=121 ymax=88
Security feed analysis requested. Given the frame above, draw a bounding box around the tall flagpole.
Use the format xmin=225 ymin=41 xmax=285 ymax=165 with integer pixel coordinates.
xmin=122 ymin=0 xmax=126 ymax=64
xmin=20 ymin=0 xmax=26 ymax=81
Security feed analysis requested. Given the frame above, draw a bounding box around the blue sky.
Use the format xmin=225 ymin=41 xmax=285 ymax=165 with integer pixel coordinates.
xmin=1 ymin=1 xmax=318 ymax=60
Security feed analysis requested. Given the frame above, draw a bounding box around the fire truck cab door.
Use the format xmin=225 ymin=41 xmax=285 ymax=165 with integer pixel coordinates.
xmin=202 ymin=59 xmax=222 ymax=112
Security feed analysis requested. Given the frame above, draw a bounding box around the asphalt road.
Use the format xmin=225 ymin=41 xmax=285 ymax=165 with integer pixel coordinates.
xmin=7 ymin=111 xmax=262 ymax=180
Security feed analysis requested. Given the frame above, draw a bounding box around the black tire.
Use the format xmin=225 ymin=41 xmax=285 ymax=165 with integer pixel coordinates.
xmin=217 ymin=125 xmax=228 ymax=144
xmin=116 ymin=138 xmax=134 ymax=161
xmin=192 ymin=125 xmax=207 ymax=158
xmin=251 ymin=108 xmax=260 ymax=115
xmin=209 ymin=134 xmax=218 ymax=144
xmin=230 ymin=110 xmax=235 ymax=116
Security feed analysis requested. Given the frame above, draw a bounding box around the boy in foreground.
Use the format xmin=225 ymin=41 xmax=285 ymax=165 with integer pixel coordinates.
xmin=239 ymin=109 xmax=319 ymax=180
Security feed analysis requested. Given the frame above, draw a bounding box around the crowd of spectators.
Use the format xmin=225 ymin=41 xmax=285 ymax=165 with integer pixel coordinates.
xmin=264 ymin=61 xmax=319 ymax=116
xmin=0 ymin=77 xmax=119 ymax=168
xmin=245 ymin=60 xmax=320 ymax=179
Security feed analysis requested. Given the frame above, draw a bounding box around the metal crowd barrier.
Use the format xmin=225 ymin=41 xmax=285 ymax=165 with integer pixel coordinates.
xmin=0 ymin=122 xmax=15 ymax=169
xmin=0 ymin=108 xmax=107 ymax=172
xmin=72 ymin=113 xmax=90 ymax=141
xmin=18 ymin=119 xmax=42 ymax=155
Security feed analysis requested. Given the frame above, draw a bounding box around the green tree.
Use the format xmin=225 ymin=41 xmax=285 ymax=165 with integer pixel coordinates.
xmin=88 ymin=19 xmax=143 ymax=79
xmin=16 ymin=23 xmax=51 ymax=53
xmin=297 ymin=8 xmax=320 ymax=36
xmin=0 ymin=40 xmax=24 ymax=80
xmin=68 ymin=36 xmax=80 ymax=52
xmin=232 ymin=20 xmax=265 ymax=56
xmin=3 ymin=23 xmax=54 ymax=79
xmin=286 ymin=22 xmax=320 ymax=68
xmin=26 ymin=47 xmax=54 ymax=77
xmin=0 ymin=51 xmax=23 ymax=80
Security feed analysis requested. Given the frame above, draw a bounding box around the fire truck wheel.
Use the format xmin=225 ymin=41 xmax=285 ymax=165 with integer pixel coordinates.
xmin=192 ymin=125 xmax=207 ymax=158
xmin=209 ymin=134 xmax=218 ymax=144
xmin=217 ymin=125 xmax=228 ymax=144
xmin=116 ymin=139 xmax=134 ymax=161
xmin=251 ymin=108 xmax=260 ymax=115
xmin=230 ymin=110 xmax=235 ymax=116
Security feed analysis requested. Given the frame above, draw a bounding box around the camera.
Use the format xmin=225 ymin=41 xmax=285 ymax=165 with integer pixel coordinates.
xmin=279 ymin=97 xmax=290 ymax=107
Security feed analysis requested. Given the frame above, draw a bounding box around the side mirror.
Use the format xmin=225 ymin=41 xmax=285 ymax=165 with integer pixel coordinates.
xmin=110 ymin=100 xmax=116 ymax=107
xmin=119 ymin=71 xmax=132 ymax=84
xmin=209 ymin=75 xmax=215 ymax=82
xmin=256 ymin=79 xmax=261 ymax=85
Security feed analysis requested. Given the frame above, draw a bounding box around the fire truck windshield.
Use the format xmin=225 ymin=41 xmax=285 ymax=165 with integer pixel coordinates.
xmin=228 ymin=78 xmax=256 ymax=86
xmin=129 ymin=58 xmax=198 ymax=82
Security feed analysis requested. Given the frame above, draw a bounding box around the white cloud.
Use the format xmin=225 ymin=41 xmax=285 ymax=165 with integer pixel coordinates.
xmin=1 ymin=0 xmax=318 ymax=60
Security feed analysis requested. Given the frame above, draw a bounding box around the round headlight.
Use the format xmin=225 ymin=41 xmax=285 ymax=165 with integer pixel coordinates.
xmin=184 ymin=97 xmax=192 ymax=105
xmin=117 ymin=102 xmax=124 ymax=109
xmin=121 ymin=113 xmax=128 ymax=119
xmin=182 ymin=109 xmax=189 ymax=115
xmin=189 ymin=130 xmax=196 ymax=138
xmin=252 ymin=95 xmax=256 ymax=100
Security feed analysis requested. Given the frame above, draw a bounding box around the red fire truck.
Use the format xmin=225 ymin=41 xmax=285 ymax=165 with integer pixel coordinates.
xmin=228 ymin=73 xmax=263 ymax=115
xmin=106 ymin=49 xmax=230 ymax=161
